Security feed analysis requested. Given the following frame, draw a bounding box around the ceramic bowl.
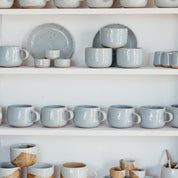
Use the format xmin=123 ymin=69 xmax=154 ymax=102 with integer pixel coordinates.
xmin=17 ymin=0 xmax=49 ymax=8
xmin=86 ymin=0 xmax=113 ymax=8
xmin=0 ymin=0 xmax=14 ymax=8
xmin=117 ymin=48 xmax=144 ymax=68
xmin=54 ymin=0 xmax=81 ymax=8
xmin=155 ymin=0 xmax=178 ymax=7
xmin=85 ymin=48 xmax=112 ymax=68
xmin=54 ymin=59 xmax=71 ymax=68
xmin=45 ymin=50 xmax=60 ymax=59
xmin=120 ymin=0 xmax=148 ymax=7
xmin=34 ymin=59 xmax=50 ymax=68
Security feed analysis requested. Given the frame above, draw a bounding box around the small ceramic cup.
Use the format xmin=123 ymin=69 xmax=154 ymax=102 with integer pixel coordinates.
xmin=171 ymin=52 xmax=178 ymax=69
xmin=161 ymin=163 xmax=178 ymax=178
xmin=154 ymin=51 xmax=164 ymax=67
xmin=110 ymin=167 xmax=125 ymax=178
xmin=168 ymin=104 xmax=178 ymax=128
xmin=162 ymin=51 xmax=173 ymax=68
xmin=117 ymin=48 xmax=144 ymax=68
xmin=85 ymin=48 xmax=112 ymax=68
xmin=130 ymin=169 xmax=146 ymax=178
xmin=54 ymin=59 xmax=71 ymax=68
xmin=41 ymin=105 xmax=74 ymax=128
xmin=54 ymin=0 xmax=82 ymax=8
xmin=34 ymin=59 xmax=51 ymax=68
xmin=120 ymin=0 xmax=148 ymax=7
xmin=0 ymin=162 xmax=21 ymax=178
xmin=10 ymin=143 xmax=37 ymax=167
xmin=74 ymin=105 xmax=107 ymax=128
xmin=0 ymin=0 xmax=14 ymax=8
xmin=17 ymin=0 xmax=49 ymax=8
xmin=86 ymin=0 xmax=114 ymax=8
xmin=155 ymin=0 xmax=178 ymax=8
xmin=45 ymin=50 xmax=60 ymax=59
xmin=108 ymin=105 xmax=141 ymax=128
xmin=7 ymin=105 xmax=40 ymax=128
xmin=100 ymin=27 xmax=128 ymax=48
xmin=27 ymin=163 xmax=54 ymax=178
xmin=120 ymin=159 xmax=136 ymax=171
xmin=139 ymin=106 xmax=173 ymax=129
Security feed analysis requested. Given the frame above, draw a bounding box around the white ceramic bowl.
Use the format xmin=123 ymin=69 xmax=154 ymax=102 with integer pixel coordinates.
xmin=155 ymin=0 xmax=178 ymax=7
xmin=0 ymin=0 xmax=14 ymax=8
xmin=54 ymin=0 xmax=81 ymax=8
xmin=120 ymin=0 xmax=148 ymax=7
xmin=86 ymin=0 xmax=113 ymax=8
xmin=17 ymin=0 xmax=49 ymax=8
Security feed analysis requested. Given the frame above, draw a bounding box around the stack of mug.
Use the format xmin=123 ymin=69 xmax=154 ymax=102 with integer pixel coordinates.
xmin=85 ymin=27 xmax=144 ymax=68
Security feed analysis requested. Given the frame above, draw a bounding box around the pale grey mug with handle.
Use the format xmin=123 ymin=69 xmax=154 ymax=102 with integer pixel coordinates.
xmin=168 ymin=104 xmax=178 ymax=128
xmin=108 ymin=105 xmax=141 ymax=128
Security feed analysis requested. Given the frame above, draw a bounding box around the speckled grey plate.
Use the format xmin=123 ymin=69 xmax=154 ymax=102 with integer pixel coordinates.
xmin=28 ymin=23 xmax=74 ymax=59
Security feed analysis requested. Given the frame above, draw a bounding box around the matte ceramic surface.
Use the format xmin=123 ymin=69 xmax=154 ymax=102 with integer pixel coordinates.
xmin=28 ymin=163 xmax=54 ymax=177
xmin=74 ymin=105 xmax=107 ymax=128
xmin=139 ymin=106 xmax=173 ymax=129
xmin=41 ymin=105 xmax=74 ymax=128
xmin=100 ymin=27 xmax=128 ymax=48
xmin=155 ymin=0 xmax=178 ymax=7
xmin=161 ymin=164 xmax=178 ymax=178
xmin=86 ymin=0 xmax=113 ymax=8
xmin=154 ymin=51 xmax=164 ymax=67
xmin=0 ymin=0 xmax=14 ymax=8
xmin=130 ymin=169 xmax=145 ymax=178
xmin=34 ymin=59 xmax=50 ymax=68
xmin=171 ymin=52 xmax=178 ymax=68
xmin=45 ymin=50 xmax=60 ymax=59
xmin=0 ymin=46 xmax=29 ymax=67
xmin=117 ymin=48 xmax=144 ymax=68
xmin=61 ymin=162 xmax=88 ymax=178
xmin=120 ymin=0 xmax=148 ymax=7
xmin=54 ymin=59 xmax=71 ymax=68
xmin=28 ymin=23 xmax=74 ymax=59
xmin=0 ymin=162 xmax=20 ymax=178
xmin=108 ymin=105 xmax=141 ymax=128
xmin=162 ymin=52 xmax=173 ymax=67
xmin=168 ymin=105 xmax=178 ymax=128
xmin=17 ymin=0 xmax=49 ymax=8
xmin=85 ymin=48 xmax=112 ymax=68
xmin=54 ymin=0 xmax=81 ymax=8
xmin=7 ymin=105 xmax=40 ymax=127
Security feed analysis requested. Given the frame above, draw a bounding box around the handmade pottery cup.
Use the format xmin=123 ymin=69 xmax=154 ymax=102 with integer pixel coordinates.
xmin=100 ymin=27 xmax=128 ymax=48
xmin=110 ymin=167 xmax=125 ymax=178
xmin=162 ymin=52 xmax=173 ymax=68
xmin=27 ymin=163 xmax=54 ymax=178
xmin=108 ymin=105 xmax=141 ymax=128
xmin=34 ymin=59 xmax=51 ymax=68
xmin=155 ymin=0 xmax=178 ymax=7
xmin=161 ymin=163 xmax=178 ymax=178
xmin=0 ymin=162 xmax=21 ymax=178
xmin=85 ymin=48 xmax=112 ymax=68
xmin=86 ymin=0 xmax=114 ymax=8
xmin=74 ymin=105 xmax=107 ymax=128
xmin=0 ymin=46 xmax=29 ymax=67
xmin=117 ymin=48 xmax=144 ymax=68
xmin=41 ymin=105 xmax=74 ymax=128
xmin=171 ymin=52 xmax=178 ymax=69
xmin=130 ymin=169 xmax=146 ymax=178
xmin=54 ymin=59 xmax=71 ymax=68
xmin=120 ymin=0 xmax=148 ymax=7
xmin=54 ymin=0 xmax=82 ymax=8
xmin=17 ymin=0 xmax=49 ymax=8
xmin=168 ymin=105 xmax=178 ymax=128
xmin=7 ymin=105 xmax=40 ymax=128
xmin=139 ymin=106 xmax=173 ymax=129
xmin=120 ymin=159 xmax=136 ymax=170
xmin=0 ymin=0 xmax=14 ymax=8
xmin=10 ymin=143 xmax=37 ymax=167
xmin=154 ymin=51 xmax=164 ymax=67
xmin=45 ymin=50 xmax=60 ymax=59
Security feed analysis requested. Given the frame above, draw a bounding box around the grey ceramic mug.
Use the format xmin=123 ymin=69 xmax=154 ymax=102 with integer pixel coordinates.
xmin=139 ymin=106 xmax=173 ymax=129
xmin=108 ymin=105 xmax=141 ymax=128
xmin=162 ymin=52 xmax=173 ymax=68
xmin=7 ymin=105 xmax=40 ymax=127
xmin=74 ymin=105 xmax=107 ymax=128
xmin=168 ymin=105 xmax=178 ymax=128
xmin=154 ymin=51 xmax=164 ymax=67
xmin=171 ymin=52 xmax=178 ymax=69
xmin=0 ymin=46 xmax=29 ymax=67
xmin=41 ymin=105 xmax=74 ymax=128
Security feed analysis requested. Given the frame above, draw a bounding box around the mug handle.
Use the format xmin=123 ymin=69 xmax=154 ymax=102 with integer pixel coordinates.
xmin=20 ymin=49 xmax=30 ymax=61
xmin=132 ymin=113 xmax=141 ymax=124
xmin=99 ymin=109 xmax=107 ymax=122
xmin=32 ymin=110 xmax=40 ymax=123
xmin=164 ymin=111 xmax=173 ymax=123
xmin=65 ymin=108 xmax=74 ymax=121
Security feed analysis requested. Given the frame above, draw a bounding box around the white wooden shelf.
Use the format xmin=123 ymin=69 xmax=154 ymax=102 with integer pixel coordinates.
xmin=0 ymin=8 xmax=178 ymax=15
xmin=0 ymin=67 xmax=178 ymax=75
xmin=0 ymin=124 xmax=177 ymax=136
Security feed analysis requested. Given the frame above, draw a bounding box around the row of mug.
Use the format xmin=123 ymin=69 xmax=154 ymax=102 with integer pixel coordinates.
xmin=1 ymin=104 xmax=178 ymax=129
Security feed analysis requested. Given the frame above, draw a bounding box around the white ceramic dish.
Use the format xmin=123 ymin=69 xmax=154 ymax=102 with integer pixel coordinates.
xmin=15 ymin=0 xmax=49 ymax=8
xmin=155 ymin=0 xmax=178 ymax=7
xmin=28 ymin=23 xmax=74 ymax=59
xmin=120 ymin=0 xmax=148 ymax=8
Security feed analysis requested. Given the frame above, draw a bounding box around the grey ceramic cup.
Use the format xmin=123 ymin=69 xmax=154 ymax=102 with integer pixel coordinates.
xmin=45 ymin=50 xmax=60 ymax=59
xmin=34 ymin=59 xmax=50 ymax=68
xmin=0 ymin=46 xmax=29 ymax=67
xmin=154 ymin=51 xmax=164 ymax=67
xmin=171 ymin=52 xmax=178 ymax=69
xmin=85 ymin=48 xmax=112 ymax=68
xmin=100 ymin=27 xmax=128 ymax=48
xmin=0 ymin=0 xmax=14 ymax=8
xmin=86 ymin=0 xmax=114 ymax=8
xmin=41 ymin=105 xmax=74 ymax=128
xmin=74 ymin=105 xmax=107 ymax=128
xmin=139 ymin=106 xmax=173 ymax=129
xmin=54 ymin=59 xmax=71 ymax=68
xmin=7 ymin=105 xmax=40 ymax=127
xmin=108 ymin=105 xmax=141 ymax=128
xmin=162 ymin=52 xmax=173 ymax=68
xmin=168 ymin=105 xmax=178 ymax=128
xmin=117 ymin=48 xmax=144 ymax=68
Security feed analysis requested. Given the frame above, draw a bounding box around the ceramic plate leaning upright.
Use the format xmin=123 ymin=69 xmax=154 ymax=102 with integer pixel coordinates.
xmin=27 ymin=23 xmax=74 ymax=59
